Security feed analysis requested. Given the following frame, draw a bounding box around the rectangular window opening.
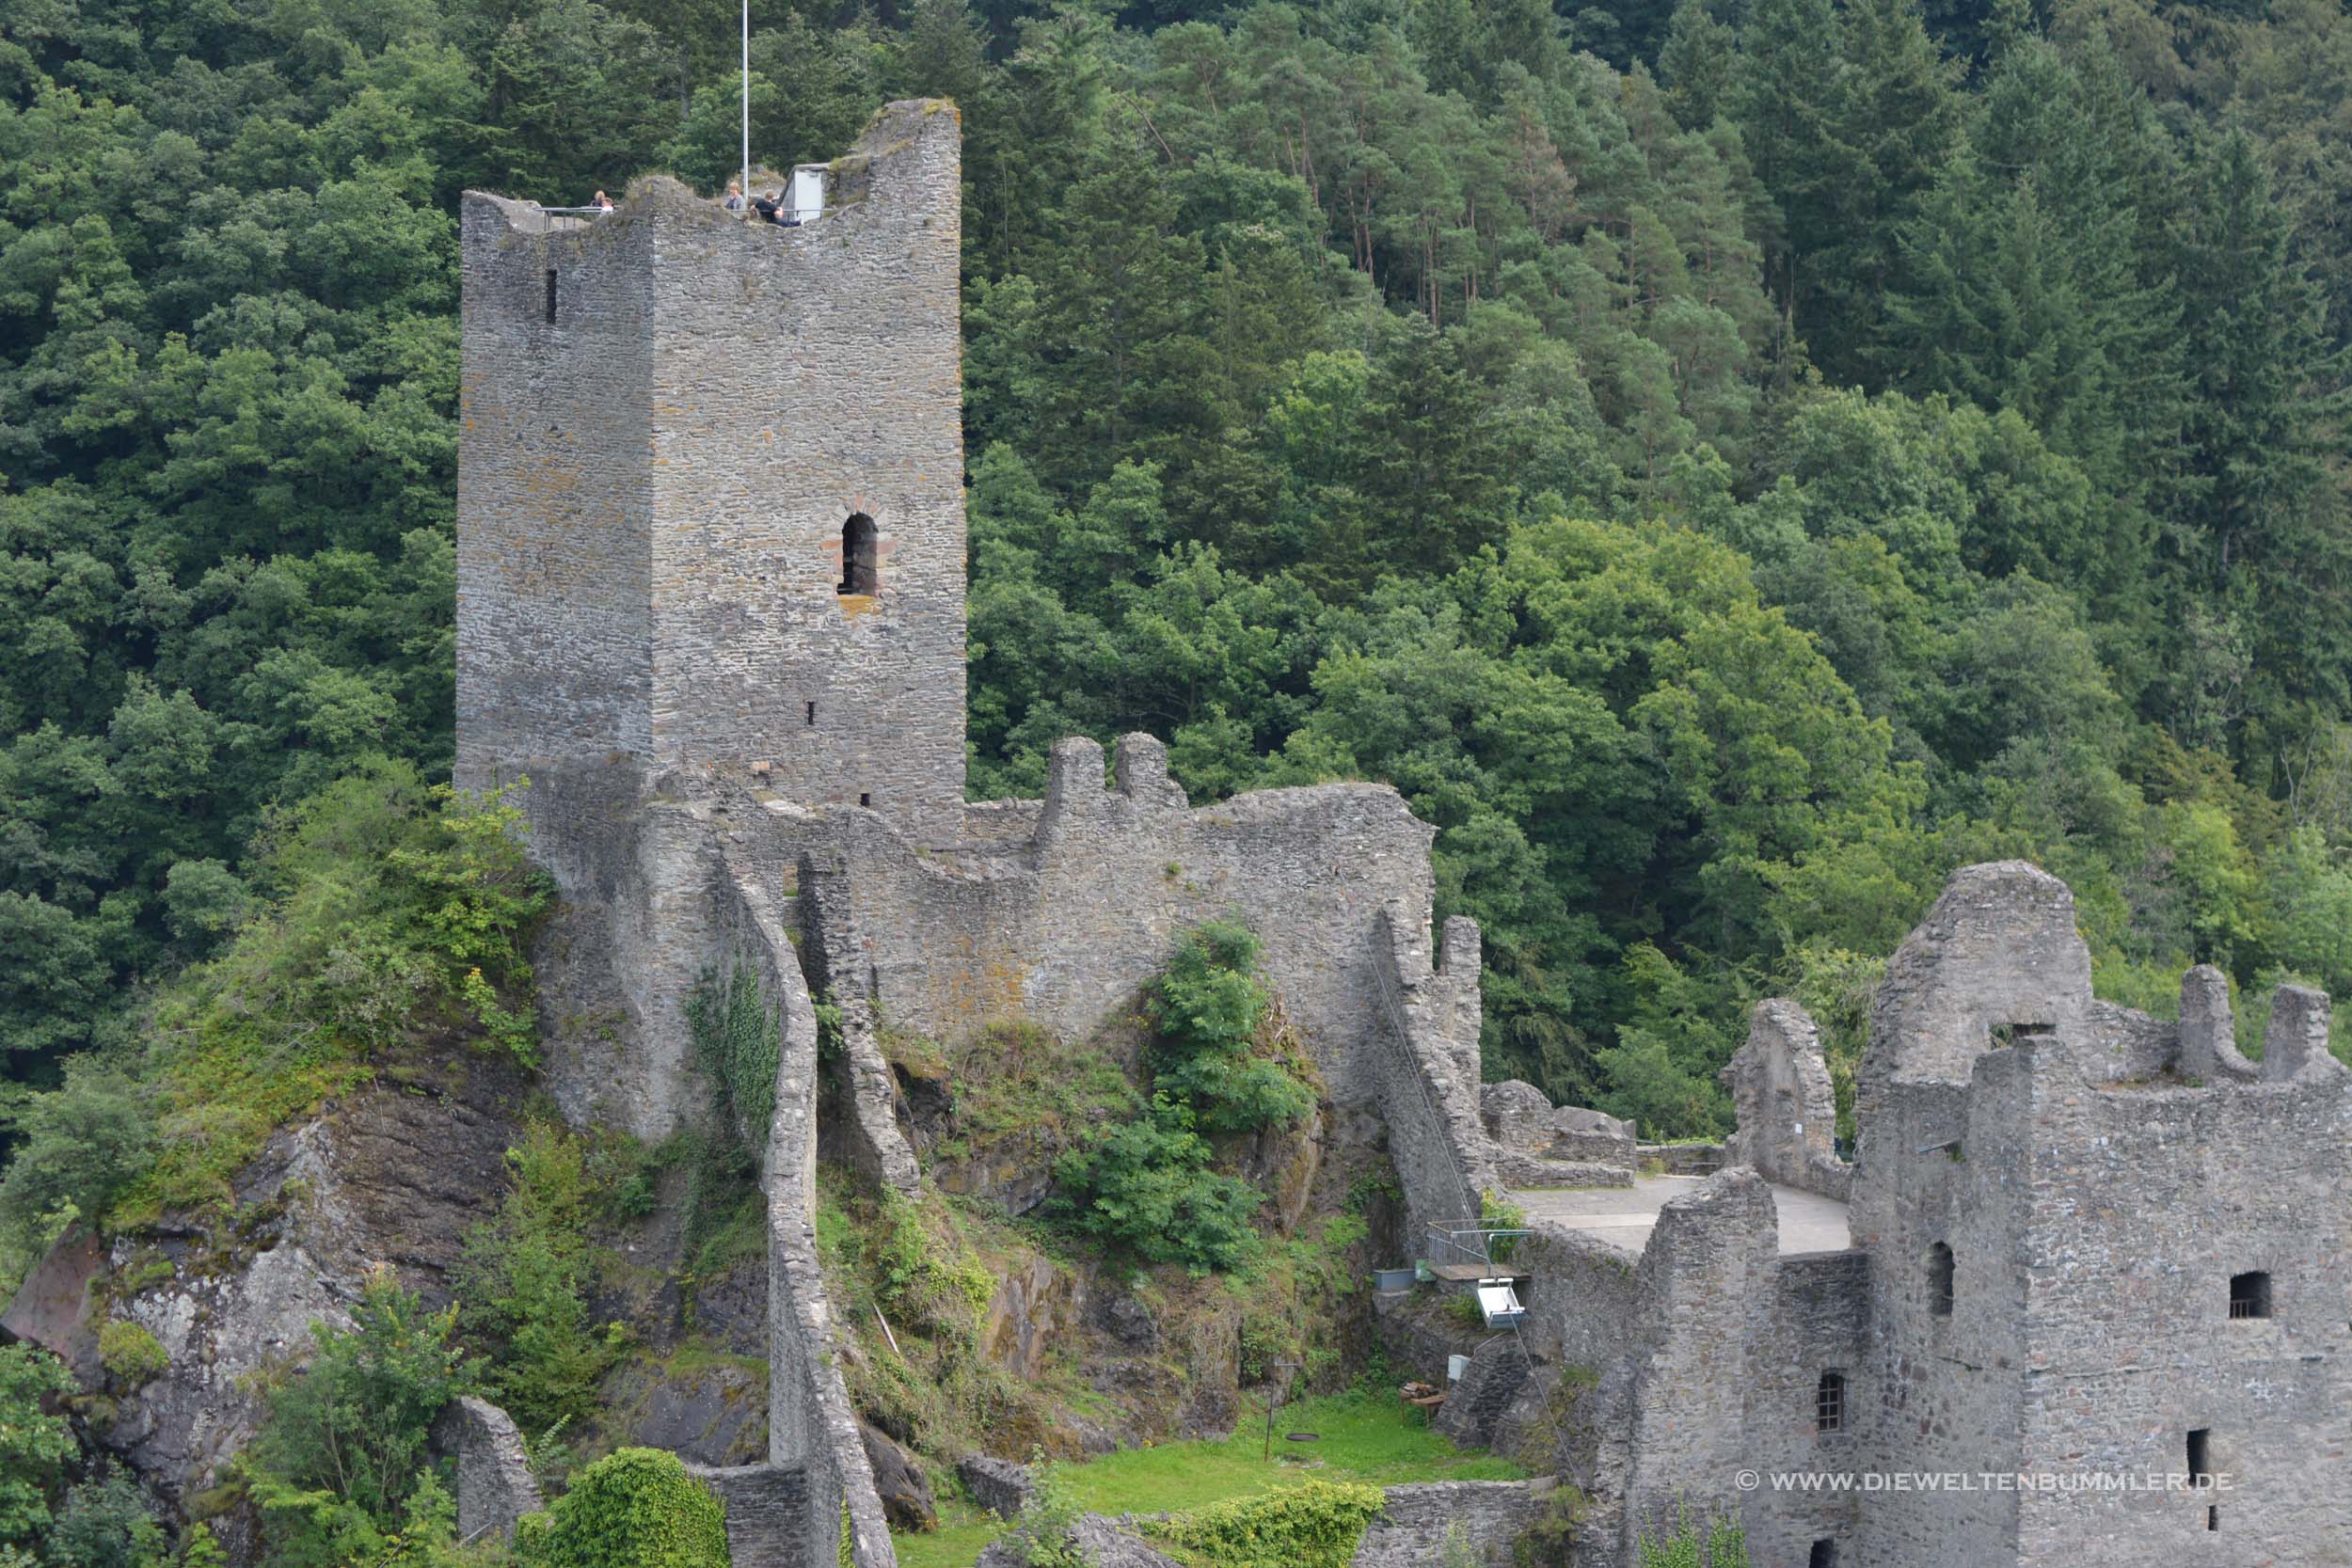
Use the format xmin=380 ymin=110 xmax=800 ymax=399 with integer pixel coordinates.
xmin=859 ymin=792 xmax=871 ymax=808
xmin=545 ymin=269 xmax=558 ymax=323
xmin=1808 ymin=1544 xmax=1838 ymax=1568
xmin=2187 ymin=1429 xmax=2211 ymax=1485
xmin=1815 ymin=1370 xmax=1845 ymax=1435
xmin=805 ymin=701 xmax=817 ymax=726
xmin=2229 ymin=1272 xmax=2272 ymax=1320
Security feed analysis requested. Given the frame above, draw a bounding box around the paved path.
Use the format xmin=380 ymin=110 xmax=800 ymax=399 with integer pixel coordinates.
xmin=1510 ymin=1174 xmax=1851 ymax=1257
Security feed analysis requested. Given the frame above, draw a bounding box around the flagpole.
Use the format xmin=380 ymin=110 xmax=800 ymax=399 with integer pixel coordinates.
xmin=740 ymin=0 xmax=751 ymax=215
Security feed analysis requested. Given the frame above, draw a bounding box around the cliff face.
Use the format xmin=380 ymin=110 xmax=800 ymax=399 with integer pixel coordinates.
xmin=73 ymin=1051 xmax=532 ymax=1548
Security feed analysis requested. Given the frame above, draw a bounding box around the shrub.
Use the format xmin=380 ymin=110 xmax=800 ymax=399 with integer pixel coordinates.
xmin=1145 ymin=1480 xmax=1387 ymax=1568
xmin=1053 ymin=1095 xmax=1263 ymax=1272
xmin=0 ymin=1342 xmax=75 ymax=1548
xmin=998 ymin=1456 xmax=1083 ymax=1568
xmin=97 ymin=1320 xmax=168 ymax=1386
xmin=44 ymin=1474 xmax=167 ymax=1568
xmin=0 ymin=1059 xmax=155 ymax=1254
xmin=685 ymin=963 xmax=780 ymax=1149
xmin=457 ymin=1122 xmax=628 ymax=1434
xmin=98 ymin=762 xmax=553 ymax=1221
xmin=1148 ymin=921 xmax=1312 ymax=1134
xmin=1635 ymin=1511 xmax=1748 ymax=1568
xmin=243 ymin=1270 xmax=476 ymax=1568
xmin=516 ymin=1449 xmax=728 ymax=1568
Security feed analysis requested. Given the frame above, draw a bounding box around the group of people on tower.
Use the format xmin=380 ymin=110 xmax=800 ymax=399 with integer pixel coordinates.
xmin=723 ymin=181 xmax=803 ymax=227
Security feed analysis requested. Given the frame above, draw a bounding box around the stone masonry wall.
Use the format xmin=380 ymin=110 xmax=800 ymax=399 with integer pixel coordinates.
xmin=1619 ymin=1171 xmax=1780 ymax=1558
xmin=1369 ymin=905 xmax=1497 ymax=1247
xmin=643 ymin=103 xmax=967 ymax=842
xmin=1989 ymin=1032 xmax=2352 ymax=1568
xmin=456 ymin=195 xmax=655 ymax=770
xmin=1737 ymin=1251 xmax=1867 ymax=1567
xmin=714 ymin=863 xmax=898 ymax=1568
xmin=1721 ymin=999 xmax=1851 ymax=1201
xmin=808 ymin=735 xmax=1441 ymax=1110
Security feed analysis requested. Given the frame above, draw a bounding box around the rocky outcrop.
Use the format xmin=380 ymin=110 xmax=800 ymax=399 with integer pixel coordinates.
xmin=957 ymin=1455 xmax=1033 ymax=1520
xmin=860 ymin=1421 xmax=937 ymax=1531
xmin=67 ymin=1051 xmax=531 ymax=1527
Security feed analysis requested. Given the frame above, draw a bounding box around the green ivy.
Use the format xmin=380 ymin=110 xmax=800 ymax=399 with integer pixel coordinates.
xmin=687 ymin=963 xmax=781 ymax=1149
xmin=516 ymin=1448 xmax=728 ymax=1568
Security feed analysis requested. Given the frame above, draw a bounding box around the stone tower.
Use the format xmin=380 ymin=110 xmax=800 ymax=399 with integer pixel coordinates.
xmin=454 ymin=101 xmax=968 ymax=842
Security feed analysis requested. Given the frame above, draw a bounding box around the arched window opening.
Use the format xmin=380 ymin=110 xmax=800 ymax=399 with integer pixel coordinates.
xmin=1815 ymin=1370 xmax=1845 ymax=1435
xmin=839 ymin=513 xmax=878 ymax=595
xmin=1929 ymin=1243 xmax=1955 ymax=1318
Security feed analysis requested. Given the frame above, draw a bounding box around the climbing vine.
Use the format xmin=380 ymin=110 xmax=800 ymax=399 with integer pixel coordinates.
xmin=686 ymin=961 xmax=781 ymax=1148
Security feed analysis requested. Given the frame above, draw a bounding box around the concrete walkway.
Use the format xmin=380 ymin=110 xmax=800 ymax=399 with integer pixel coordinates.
xmin=1510 ymin=1174 xmax=1851 ymax=1257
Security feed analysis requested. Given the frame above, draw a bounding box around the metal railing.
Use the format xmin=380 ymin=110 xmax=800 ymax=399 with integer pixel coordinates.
xmin=1425 ymin=1222 xmax=1535 ymax=1370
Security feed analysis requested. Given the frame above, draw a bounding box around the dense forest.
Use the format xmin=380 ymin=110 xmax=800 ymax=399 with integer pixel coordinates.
xmin=5 ymin=0 xmax=2352 ymax=1162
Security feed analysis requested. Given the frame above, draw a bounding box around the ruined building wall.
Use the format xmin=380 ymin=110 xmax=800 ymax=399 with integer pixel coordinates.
xmin=1368 ymin=907 xmax=1494 ymax=1243
xmin=1738 ymin=1251 xmax=1867 ymax=1566
xmin=1618 ymin=1172 xmax=1780 ymax=1556
xmin=1988 ymin=1031 xmax=2352 ymax=1567
xmin=713 ymin=864 xmax=898 ymax=1568
xmin=1721 ymin=999 xmax=1851 ymax=1201
xmin=811 ymin=736 xmax=1444 ymax=1109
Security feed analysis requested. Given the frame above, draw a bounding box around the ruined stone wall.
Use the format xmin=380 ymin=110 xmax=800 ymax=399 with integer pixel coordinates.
xmin=1721 ymin=999 xmax=1851 ymax=1201
xmin=1850 ymin=861 xmax=2091 ymax=1252
xmin=1618 ymin=1172 xmax=1781 ymax=1556
xmin=1738 ymin=1251 xmax=1867 ymax=1567
xmin=1514 ymin=1224 xmax=1645 ymax=1376
xmin=1369 ymin=907 xmax=1494 ymax=1243
xmin=714 ymin=866 xmax=898 ymax=1568
xmin=810 ymin=735 xmax=1442 ymax=1110
xmin=1989 ymin=1034 xmax=2352 ymax=1567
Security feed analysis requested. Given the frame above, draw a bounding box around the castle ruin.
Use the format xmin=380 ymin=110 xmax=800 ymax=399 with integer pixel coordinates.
xmin=457 ymin=103 xmax=2352 ymax=1568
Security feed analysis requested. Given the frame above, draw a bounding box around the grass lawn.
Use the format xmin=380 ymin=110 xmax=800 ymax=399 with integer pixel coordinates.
xmin=890 ymin=1388 xmax=1528 ymax=1568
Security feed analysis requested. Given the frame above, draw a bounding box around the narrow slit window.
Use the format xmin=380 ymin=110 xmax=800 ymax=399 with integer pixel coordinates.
xmin=839 ymin=513 xmax=878 ymax=595
xmin=805 ymin=701 xmax=817 ymax=726
xmin=1815 ymin=1370 xmax=1845 ymax=1435
xmin=545 ymin=269 xmax=558 ymax=323
xmin=2188 ymin=1430 xmax=2217 ymax=1529
xmin=2229 ymin=1272 xmax=2271 ymax=1320
xmin=1929 ymin=1242 xmax=1955 ymax=1318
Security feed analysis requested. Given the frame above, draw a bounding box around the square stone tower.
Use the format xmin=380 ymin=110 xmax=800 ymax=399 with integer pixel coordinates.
xmin=455 ymin=101 xmax=968 ymax=842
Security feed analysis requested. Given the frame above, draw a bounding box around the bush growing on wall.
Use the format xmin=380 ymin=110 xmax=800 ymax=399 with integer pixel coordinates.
xmin=1148 ymin=921 xmax=1312 ymax=1133
xmin=1054 ymin=919 xmax=1314 ymax=1272
xmin=516 ymin=1448 xmax=728 ymax=1568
